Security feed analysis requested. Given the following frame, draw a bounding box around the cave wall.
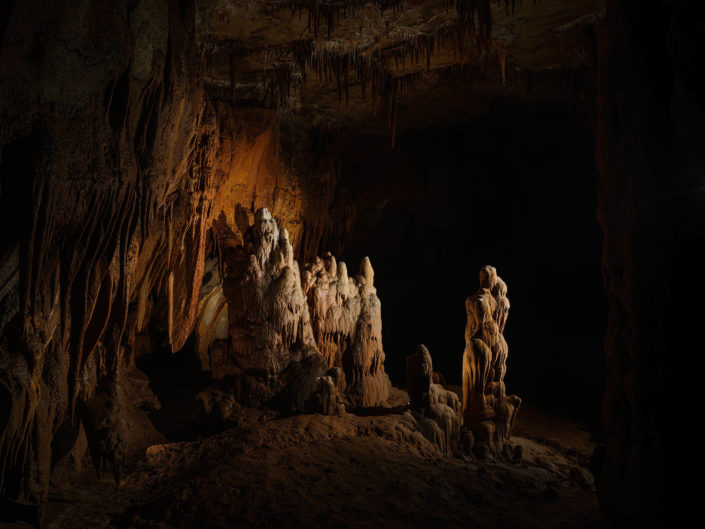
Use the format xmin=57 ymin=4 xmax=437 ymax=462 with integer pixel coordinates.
xmin=207 ymin=103 xmax=357 ymax=262
xmin=595 ymin=0 xmax=704 ymax=526
xmin=0 ymin=0 xmax=216 ymax=503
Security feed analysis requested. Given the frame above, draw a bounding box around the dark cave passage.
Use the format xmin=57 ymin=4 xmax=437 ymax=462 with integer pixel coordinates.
xmin=337 ymin=97 xmax=606 ymax=426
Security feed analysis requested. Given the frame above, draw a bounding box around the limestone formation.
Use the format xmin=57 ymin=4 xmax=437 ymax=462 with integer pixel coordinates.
xmin=406 ymin=344 xmax=433 ymax=408
xmin=219 ymin=208 xmax=317 ymax=384
xmin=0 ymin=0 xmax=215 ymax=503
xmin=206 ymin=210 xmax=388 ymax=409
xmin=302 ymin=253 xmax=391 ymax=408
xmin=195 ymin=256 xmax=229 ymax=370
xmin=462 ymin=266 xmax=521 ymax=455
xmin=0 ymin=0 xmax=605 ymax=512
xmin=405 ymin=344 xmax=462 ymax=452
xmin=306 ymin=375 xmax=344 ymax=416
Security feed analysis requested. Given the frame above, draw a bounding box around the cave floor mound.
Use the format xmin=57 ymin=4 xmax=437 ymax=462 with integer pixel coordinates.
xmin=44 ymin=391 xmax=604 ymax=529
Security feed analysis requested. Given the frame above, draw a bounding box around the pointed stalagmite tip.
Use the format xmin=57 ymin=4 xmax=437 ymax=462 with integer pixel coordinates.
xmin=359 ymin=256 xmax=374 ymax=287
xmin=325 ymin=253 xmax=337 ymax=277
xmin=338 ymin=261 xmax=348 ymax=281
xmin=255 ymin=207 xmax=271 ymax=222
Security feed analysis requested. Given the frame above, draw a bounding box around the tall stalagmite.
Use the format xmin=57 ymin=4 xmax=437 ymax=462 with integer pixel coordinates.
xmin=214 ymin=208 xmax=318 ymax=391
xmin=462 ymin=266 xmax=520 ymax=454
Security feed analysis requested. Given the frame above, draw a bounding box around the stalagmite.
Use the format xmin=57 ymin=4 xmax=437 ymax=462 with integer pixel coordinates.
xmin=303 ymin=253 xmax=391 ymax=408
xmin=208 ymin=211 xmax=389 ymax=409
xmin=218 ymin=208 xmax=318 ymax=386
xmin=405 ymin=344 xmax=462 ymax=452
xmin=462 ymin=266 xmax=521 ymax=455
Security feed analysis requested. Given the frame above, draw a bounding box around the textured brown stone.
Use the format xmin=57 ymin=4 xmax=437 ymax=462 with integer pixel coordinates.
xmin=0 ymin=0 xmax=214 ymax=502
xmin=220 ymin=208 xmax=317 ymax=381
xmin=303 ymin=253 xmax=391 ymax=408
xmin=202 ymin=210 xmax=389 ymax=409
xmin=462 ymin=266 xmax=521 ymax=455
xmin=405 ymin=344 xmax=461 ymax=452
xmin=406 ymin=344 xmax=434 ymax=409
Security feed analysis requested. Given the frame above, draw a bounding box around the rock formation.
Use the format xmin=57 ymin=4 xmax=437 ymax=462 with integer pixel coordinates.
xmin=200 ymin=209 xmax=389 ymax=409
xmin=303 ymin=253 xmax=391 ymax=408
xmin=462 ymin=266 xmax=521 ymax=455
xmin=0 ymin=0 xmax=216 ymax=504
xmin=195 ymin=256 xmax=229 ymax=370
xmin=405 ymin=344 xmax=462 ymax=452
xmin=210 ymin=209 xmax=317 ymax=399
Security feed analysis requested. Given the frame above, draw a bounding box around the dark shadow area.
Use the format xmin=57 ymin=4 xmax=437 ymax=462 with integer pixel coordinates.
xmin=136 ymin=335 xmax=216 ymax=441
xmin=338 ymin=96 xmax=606 ymax=429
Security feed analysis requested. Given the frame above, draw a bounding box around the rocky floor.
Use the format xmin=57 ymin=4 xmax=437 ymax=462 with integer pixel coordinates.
xmin=39 ymin=390 xmax=604 ymax=529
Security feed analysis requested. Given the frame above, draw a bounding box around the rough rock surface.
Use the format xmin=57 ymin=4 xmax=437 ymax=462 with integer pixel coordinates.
xmin=200 ymin=0 xmax=600 ymax=136
xmin=43 ymin=403 xmax=605 ymax=529
xmin=195 ymin=256 xmax=229 ymax=370
xmin=462 ymin=266 xmax=521 ymax=455
xmin=200 ymin=210 xmax=389 ymax=409
xmin=219 ymin=208 xmax=317 ymax=382
xmin=405 ymin=344 xmax=462 ymax=452
xmin=303 ymin=253 xmax=391 ymax=407
xmin=0 ymin=0 xmax=217 ymax=504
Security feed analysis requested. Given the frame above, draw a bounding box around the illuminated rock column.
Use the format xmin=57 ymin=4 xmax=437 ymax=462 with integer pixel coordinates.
xmin=462 ymin=266 xmax=521 ymax=455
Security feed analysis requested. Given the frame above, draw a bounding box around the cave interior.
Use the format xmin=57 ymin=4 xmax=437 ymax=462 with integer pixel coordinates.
xmin=0 ymin=0 xmax=702 ymax=528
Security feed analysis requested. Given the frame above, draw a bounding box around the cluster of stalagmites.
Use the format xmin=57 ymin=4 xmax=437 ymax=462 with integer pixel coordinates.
xmin=302 ymin=252 xmax=391 ymax=407
xmin=403 ymin=266 xmax=520 ymax=457
xmin=198 ymin=208 xmax=390 ymax=415
xmin=198 ymin=225 xmax=520 ymax=455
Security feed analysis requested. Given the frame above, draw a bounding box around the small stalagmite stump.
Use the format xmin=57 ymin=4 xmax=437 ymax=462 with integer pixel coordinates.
xmin=405 ymin=344 xmax=462 ymax=452
xmin=406 ymin=344 xmax=433 ymax=408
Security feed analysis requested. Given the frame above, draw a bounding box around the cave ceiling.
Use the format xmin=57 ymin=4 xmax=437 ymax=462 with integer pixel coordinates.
xmin=198 ymin=0 xmax=601 ymax=134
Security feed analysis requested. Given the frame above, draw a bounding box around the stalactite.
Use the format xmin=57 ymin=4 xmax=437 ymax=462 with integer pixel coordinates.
xmin=281 ymin=0 xmax=406 ymax=37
